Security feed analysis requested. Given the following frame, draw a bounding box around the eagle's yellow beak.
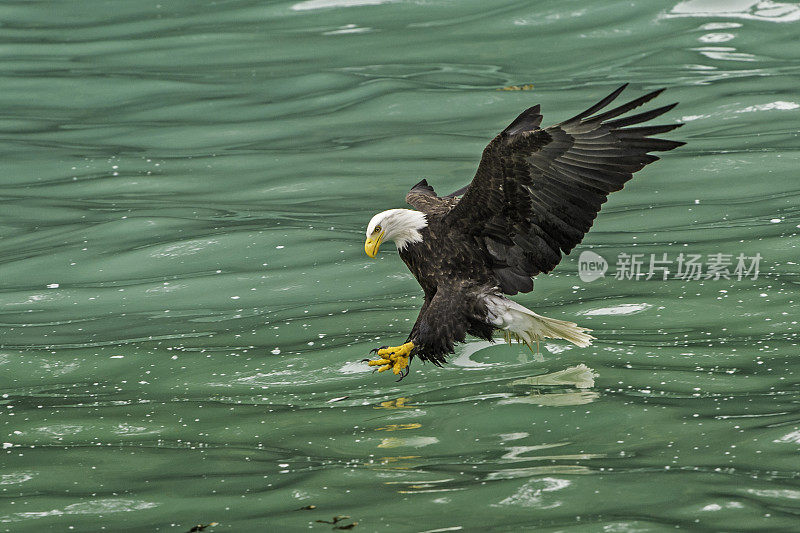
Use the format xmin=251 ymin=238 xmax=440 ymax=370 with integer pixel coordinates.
xmin=364 ymin=231 xmax=384 ymax=258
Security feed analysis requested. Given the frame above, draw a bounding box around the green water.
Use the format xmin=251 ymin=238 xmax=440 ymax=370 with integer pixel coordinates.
xmin=2 ymin=0 xmax=799 ymax=531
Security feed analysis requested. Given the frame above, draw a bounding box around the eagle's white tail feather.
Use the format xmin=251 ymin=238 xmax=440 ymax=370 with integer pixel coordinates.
xmin=486 ymin=295 xmax=594 ymax=348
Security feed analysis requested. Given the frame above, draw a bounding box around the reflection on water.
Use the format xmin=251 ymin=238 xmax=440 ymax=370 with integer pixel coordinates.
xmin=668 ymin=0 xmax=800 ymax=22
xmin=377 ymin=436 xmax=439 ymax=448
xmin=493 ymin=477 xmax=571 ymax=509
xmin=500 ymin=391 xmax=601 ymax=406
xmin=1 ymin=500 xmax=159 ymax=525
xmin=510 ymin=365 xmax=598 ymax=388
xmin=503 ymin=365 xmax=601 ymax=405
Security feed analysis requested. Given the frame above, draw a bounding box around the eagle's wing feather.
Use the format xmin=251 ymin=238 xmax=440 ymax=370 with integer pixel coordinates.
xmin=443 ymin=84 xmax=684 ymax=294
xmin=405 ymin=179 xmax=460 ymax=214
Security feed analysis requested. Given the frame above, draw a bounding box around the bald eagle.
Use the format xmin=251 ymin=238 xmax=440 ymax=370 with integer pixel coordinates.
xmin=363 ymin=84 xmax=684 ymax=378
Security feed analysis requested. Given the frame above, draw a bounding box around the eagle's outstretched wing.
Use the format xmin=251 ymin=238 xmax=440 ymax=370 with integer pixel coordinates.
xmin=443 ymin=84 xmax=684 ymax=294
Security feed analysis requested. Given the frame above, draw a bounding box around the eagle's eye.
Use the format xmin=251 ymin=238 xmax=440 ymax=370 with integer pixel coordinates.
xmin=374 ymin=225 xmax=382 ymax=233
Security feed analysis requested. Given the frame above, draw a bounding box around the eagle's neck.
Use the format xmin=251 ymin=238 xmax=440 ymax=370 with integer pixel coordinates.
xmin=384 ymin=209 xmax=428 ymax=251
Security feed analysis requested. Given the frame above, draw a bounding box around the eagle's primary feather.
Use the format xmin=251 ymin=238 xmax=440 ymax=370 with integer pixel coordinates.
xmin=364 ymin=85 xmax=684 ymax=374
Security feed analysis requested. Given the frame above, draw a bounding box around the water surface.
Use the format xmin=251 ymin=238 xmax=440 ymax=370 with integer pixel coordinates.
xmin=2 ymin=0 xmax=799 ymax=531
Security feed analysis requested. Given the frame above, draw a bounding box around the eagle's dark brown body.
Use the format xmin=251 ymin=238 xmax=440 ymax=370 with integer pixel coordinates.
xmin=398 ymin=217 xmax=498 ymax=364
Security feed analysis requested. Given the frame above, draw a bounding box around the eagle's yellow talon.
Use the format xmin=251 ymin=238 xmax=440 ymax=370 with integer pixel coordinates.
xmin=365 ymin=342 xmax=414 ymax=376
xmin=392 ymin=356 xmax=409 ymax=374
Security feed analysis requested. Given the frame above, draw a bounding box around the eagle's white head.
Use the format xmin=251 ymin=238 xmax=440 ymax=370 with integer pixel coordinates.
xmin=364 ymin=209 xmax=428 ymax=257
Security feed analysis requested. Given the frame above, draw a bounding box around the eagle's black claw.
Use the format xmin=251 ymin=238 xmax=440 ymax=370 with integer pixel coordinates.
xmin=395 ymin=366 xmax=410 ymax=382
xmin=369 ymin=345 xmax=389 ymax=355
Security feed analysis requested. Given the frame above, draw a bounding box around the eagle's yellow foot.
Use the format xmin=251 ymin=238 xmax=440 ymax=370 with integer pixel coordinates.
xmin=364 ymin=342 xmax=414 ymax=377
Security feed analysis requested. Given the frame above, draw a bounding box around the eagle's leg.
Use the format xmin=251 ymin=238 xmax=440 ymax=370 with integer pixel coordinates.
xmin=365 ymin=342 xmax=414 ymax=375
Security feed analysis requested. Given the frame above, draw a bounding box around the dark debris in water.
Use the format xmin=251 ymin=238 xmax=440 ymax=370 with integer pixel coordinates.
xmin=316 ymin=514 xmax=350 ymax=524
xmin=316 ymin=514 xmax=358 ymax=529
xmin=185 ymin=522 xmax=218 ymax=532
